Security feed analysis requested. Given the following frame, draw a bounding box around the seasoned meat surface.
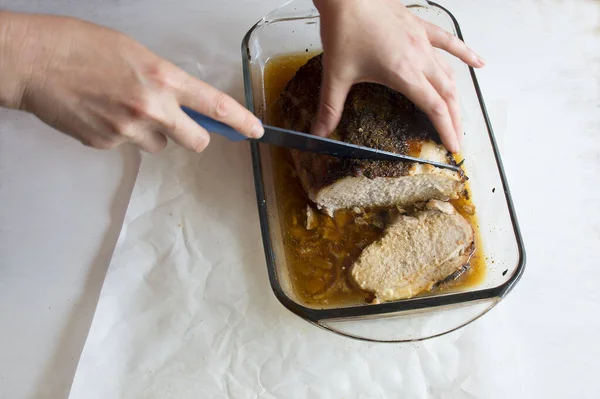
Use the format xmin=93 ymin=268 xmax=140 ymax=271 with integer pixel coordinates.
xmin=276 ymin=54 xmax=465 ymax=213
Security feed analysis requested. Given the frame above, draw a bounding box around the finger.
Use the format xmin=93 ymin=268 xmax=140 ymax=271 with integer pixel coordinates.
xmin=131 ymin=130 xmax=168 ymax=153
xmin=434 ymin=50 xmax=455 ymax=80
xmin=425 ymin=22 xmax=485 ymax=68
xmin=424 ymin=64 xmax=460 ymax=152
xmin=312 ymin=66 xmax=352 ymax=137
xmin=175 ymin=73 xmax=263 ymax=139
xmin=432 ymin=52 xmax=462 ymax=147
xmin=79 ymin=134 xmax=124 ymax=150
xmin=162 ymin=105 xmax=211 ymax=152
xmin=389 ymin=71 xmax=458 ymax=153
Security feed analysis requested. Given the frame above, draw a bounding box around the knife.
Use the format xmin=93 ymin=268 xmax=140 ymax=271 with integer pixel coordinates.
xmin=181 ymin=106 xmax=461 ymax=172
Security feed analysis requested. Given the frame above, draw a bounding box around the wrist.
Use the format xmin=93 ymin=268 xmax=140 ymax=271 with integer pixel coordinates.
xmin=0 ymin=11 xmax=34 ymax=110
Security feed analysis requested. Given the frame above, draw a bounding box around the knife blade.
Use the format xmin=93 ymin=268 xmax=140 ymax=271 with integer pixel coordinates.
xmin=181 ymin=106 xmax=461 ymax=172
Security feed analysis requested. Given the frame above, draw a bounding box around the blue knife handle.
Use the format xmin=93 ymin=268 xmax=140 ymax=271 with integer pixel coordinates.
xmin=181 ymin=106 xmax=250 ymax=142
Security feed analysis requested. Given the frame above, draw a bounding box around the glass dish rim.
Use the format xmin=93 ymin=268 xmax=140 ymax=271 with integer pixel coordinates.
xmin=241 ymin=0 xmax=526 ymax=324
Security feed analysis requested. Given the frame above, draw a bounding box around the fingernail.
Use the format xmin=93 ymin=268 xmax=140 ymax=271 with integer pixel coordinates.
xmin=449 ymin=138 xmax=460 ymax=154
xmin=251 ymin=123 xmax=265 ymax=138
xmin=473 ymin=52 xmax=485 ymax=67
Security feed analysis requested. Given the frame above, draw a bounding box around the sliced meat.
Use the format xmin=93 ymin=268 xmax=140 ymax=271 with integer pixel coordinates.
xmin=276 ymin=54 xmax=465 ymax=213
xmin=350 ymin=200 xmax=475 ymax=302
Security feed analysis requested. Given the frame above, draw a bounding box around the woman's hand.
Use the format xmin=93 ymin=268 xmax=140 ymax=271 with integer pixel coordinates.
xmin=313 ymin=0 xmax=485 ymax=153
xmin=0 ymin=12 xmax=263 ymax=153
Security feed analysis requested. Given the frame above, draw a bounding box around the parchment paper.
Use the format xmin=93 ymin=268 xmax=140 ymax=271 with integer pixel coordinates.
xmin=66 ymin=51 xmax=524 ymax=397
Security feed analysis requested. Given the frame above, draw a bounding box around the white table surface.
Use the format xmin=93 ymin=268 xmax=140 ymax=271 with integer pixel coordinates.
xmin=1 ymin=0 xmax=598 ymax=398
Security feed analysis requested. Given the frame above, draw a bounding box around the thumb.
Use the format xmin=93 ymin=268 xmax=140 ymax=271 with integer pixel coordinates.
xmin=312 ymin=69 xmax=351 ymax=137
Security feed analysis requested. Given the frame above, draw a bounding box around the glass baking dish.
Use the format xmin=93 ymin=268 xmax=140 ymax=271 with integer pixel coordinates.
xmin=241 ymin=0 xmax=525 ymax=342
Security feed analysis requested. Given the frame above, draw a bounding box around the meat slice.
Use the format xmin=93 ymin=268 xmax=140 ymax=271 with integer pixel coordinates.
xmin=276 ymin=54 xmax=465 ymax=214
xmin=349 ymin=200 xmax=475 ymax=302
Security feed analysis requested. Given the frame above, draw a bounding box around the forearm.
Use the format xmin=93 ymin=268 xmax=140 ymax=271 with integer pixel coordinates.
xmin=0 ymin=11 xmax=33 ymax=109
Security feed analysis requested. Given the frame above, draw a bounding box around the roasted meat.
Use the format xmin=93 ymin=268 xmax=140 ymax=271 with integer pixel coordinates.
xmin=276 ymin=54 xmax=465 ymax=214
xmin=350 ymin=200 xmax=475 ymax=302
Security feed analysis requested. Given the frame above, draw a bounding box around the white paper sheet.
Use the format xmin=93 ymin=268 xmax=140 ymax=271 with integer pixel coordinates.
xmin=69 ymin=137 xmax=525 ymax=399
xmin=67 ymin=52 xmax=524 ymax=397
xmin=66 ymin=1 xmax=527 ymax=397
